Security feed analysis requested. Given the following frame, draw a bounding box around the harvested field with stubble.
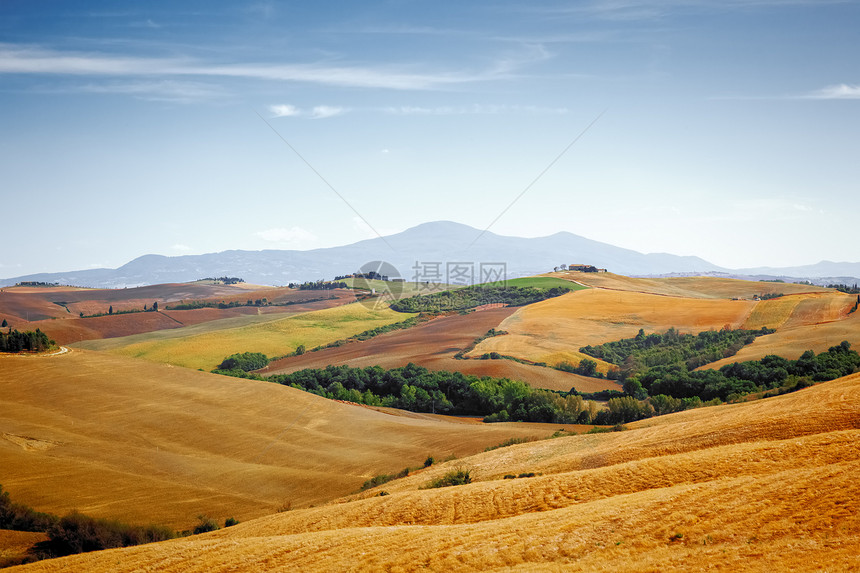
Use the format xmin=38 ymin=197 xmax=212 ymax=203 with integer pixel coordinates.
xmin=0 ymin=350 xmax=563 ymax=531
xmin=471 ymin=288 xmax=758 ymax=369
xmin=93 ymin=303 xmax=413 ymax=370
xmin=14 ymin=373 xmax=860 ymax=572
xmin=707 ymin=293 xmax=860 ymax=368
xmin=263 ymin=307 xmax=619 ymax=393
xmin=0 ymin=284 xmax=358 ymax=345
xmin=559 ymin=271 xmax=827 ymax=299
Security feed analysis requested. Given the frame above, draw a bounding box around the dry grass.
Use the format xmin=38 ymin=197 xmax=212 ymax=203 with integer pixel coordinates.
xmin=708 ymin=294 xmax=860 ymax=368
xmin=0 ymin=350 xmax=560 ymax=531
xmin=13 ymin=374 xmax=860 ymax=572
xmin=558 ymin=272 xmax=827 ymax=299
xmin=99 ymin=304 xmax=414 ymax=370
xmin=470 ymin=288 xmax=756 ymax=369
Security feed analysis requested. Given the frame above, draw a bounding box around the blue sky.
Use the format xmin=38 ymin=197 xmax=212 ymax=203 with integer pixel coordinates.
xmin=1 ymin=0 xmax=858 ymax=278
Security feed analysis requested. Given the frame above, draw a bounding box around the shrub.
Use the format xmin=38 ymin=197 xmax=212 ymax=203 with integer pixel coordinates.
xmin=424 ymin=468 xmax=472 ymax=489
xmin=39 ymin=512 xmax=175 ymax=557
xmin=192 ymin=515 xmax=219 ymax=534
xmin=0 ymin=484 xmax=58 ymax=532
xmin=224 ymin=517 xmax=239 ymax=527
xmin=424 ymin=456 xmax=435 ymax=467
xmin=216 ymin=352 xmax=269 ymax=372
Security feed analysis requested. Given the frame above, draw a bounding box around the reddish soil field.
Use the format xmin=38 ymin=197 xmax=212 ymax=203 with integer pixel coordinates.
xmin=5 ymin=288 xmax=358 ymax=345
xmin=263 ymin=308 xmax=620 ymax=394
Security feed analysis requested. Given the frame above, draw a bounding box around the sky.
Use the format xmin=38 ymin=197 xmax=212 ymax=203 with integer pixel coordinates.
xmin=1 ymin=0 xmax=858 ymax=278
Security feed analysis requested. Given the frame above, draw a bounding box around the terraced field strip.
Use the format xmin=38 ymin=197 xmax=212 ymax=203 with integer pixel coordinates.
xmin=470 ymin=288 xmax=756 ymax=369
xmin=103 ymin=304 xmax=415 ymax=370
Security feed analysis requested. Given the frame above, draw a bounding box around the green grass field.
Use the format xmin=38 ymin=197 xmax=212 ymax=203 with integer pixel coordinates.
xmin=99 ymin=304 xmax=414 ymax=370
xmin=479 ymin=276 xmax=589 ymax=291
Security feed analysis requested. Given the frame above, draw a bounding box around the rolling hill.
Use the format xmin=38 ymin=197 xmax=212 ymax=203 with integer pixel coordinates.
xmin=9 ymin=371 xmax=860 ymax=572
xmin=470 ymin=272 xmax=857 ymax=371
xmin=0 ymin=350 xmax=568 ymax=531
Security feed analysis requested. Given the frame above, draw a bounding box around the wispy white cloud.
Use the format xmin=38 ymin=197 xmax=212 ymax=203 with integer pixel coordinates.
xmin=0 ymin=43 xmax=529 ymax=91
xmin=310 ymin=105 xmax=346 ymax=119
xmin=170 ymin=244 xmax=193 ymax=252
xmin=74 ymin=79 xmax=225 ymax=103
xmin=270 ymin=104 xmax=301 ymax=117
xmin=269 ymin=103 xmax=347 ymax=119
xmin=804 ymin=84 xmax=860 ymax=100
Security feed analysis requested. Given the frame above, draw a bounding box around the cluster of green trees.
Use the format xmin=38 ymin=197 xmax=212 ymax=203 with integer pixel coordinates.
xmin=217 ymin=352 xmax=270 ymax=371
xmin=827 ymin=283 xmax=860 ymax=294
xmin=199 ymin=276 xmax=244 ymax=285
xmin=556 ymin=358 xmax=601 ymax=377
xmin=0 ymin=484 xmax=235 ymax=566
xmin=0 ymin=329 xmax=53 ymax=353
xmin=580 ymin=327 xmax=775 ymax=377
xmin=168 ymin=298 xmax=268 ymax=311
xmin=289 ymin=280 xmax=349 ymax=290
xmin=390 ymin=285 xmax=571 ymax=313
xmin=622 ymin=341 xmax=860 ymax=404
xmin=15 ymin=281 xmax=60 ymax=287
xmin=758 ymin=292 xmax=784 ymax=300
xmin=220 ymin=363 xmax=600 ymax=424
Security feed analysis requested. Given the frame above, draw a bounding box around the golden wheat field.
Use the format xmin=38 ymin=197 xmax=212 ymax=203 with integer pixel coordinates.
xmin=558 ymin=271 xmax=827 ymax=299
xmin=11 ymin=373 xmax=860 ymax=572
xmin=470 ymin=288 xmax=758 ymax=369
xmin=471 ymin=276 xmax=858 ymax=371
xmin=95 ymin=303 xmax=414 ymax=370
xmin=0 ymin=350 xmax=561 ymax=530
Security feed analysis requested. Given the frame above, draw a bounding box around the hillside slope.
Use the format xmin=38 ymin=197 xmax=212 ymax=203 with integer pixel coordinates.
xmin=0 ymin=350 xmax=561 ymax=530
xmin=13 ymin=373 xmax=860 ymax=572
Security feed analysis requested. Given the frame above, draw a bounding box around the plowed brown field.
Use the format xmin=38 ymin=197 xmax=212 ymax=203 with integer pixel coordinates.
xmin=264 ymin=308 xmax=619 ymax=393
xmin=13 ymin=373 xmax=860 ymax=572
xmin=0 ymin=285 xmax=357 ymax=345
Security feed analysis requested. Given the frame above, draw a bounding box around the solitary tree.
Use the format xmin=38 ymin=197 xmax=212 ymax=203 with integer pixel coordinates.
xmin=108 ymin=305 xmax=113 ymax=315
xmin=152 ymin=301 xmax=158 ymax=312
xmin=0 ymin=319 xmax=6 ymax=328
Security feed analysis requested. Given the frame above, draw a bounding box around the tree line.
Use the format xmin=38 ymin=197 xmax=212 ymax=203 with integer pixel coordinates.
xmin=580 ymin=326 xmax=775 ymax=376
xmin=0 ymin=484 xmax=236 ymax=567
xmin=199 ymin=276 xmax=245 ymax=285
xmin=288 ymin=280 xmax=349 ymax=290
xmin=390 ymin=285 xmax=571 ymax=313
xmin=217 ymin=362 xmax=602 ymax=424
xmin=0 ymin=329 xmax=53 ymax=353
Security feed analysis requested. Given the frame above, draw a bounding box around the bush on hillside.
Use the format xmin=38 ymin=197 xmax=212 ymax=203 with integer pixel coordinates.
xmin=216 ymin=352 xmax=269 ymax=372
xmin=424 ymin=468 xmax=472 ymax=489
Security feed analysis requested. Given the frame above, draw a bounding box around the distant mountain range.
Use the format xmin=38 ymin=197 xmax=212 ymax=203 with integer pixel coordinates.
xmin=2 ymin=221 xmax=858 ymax=288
